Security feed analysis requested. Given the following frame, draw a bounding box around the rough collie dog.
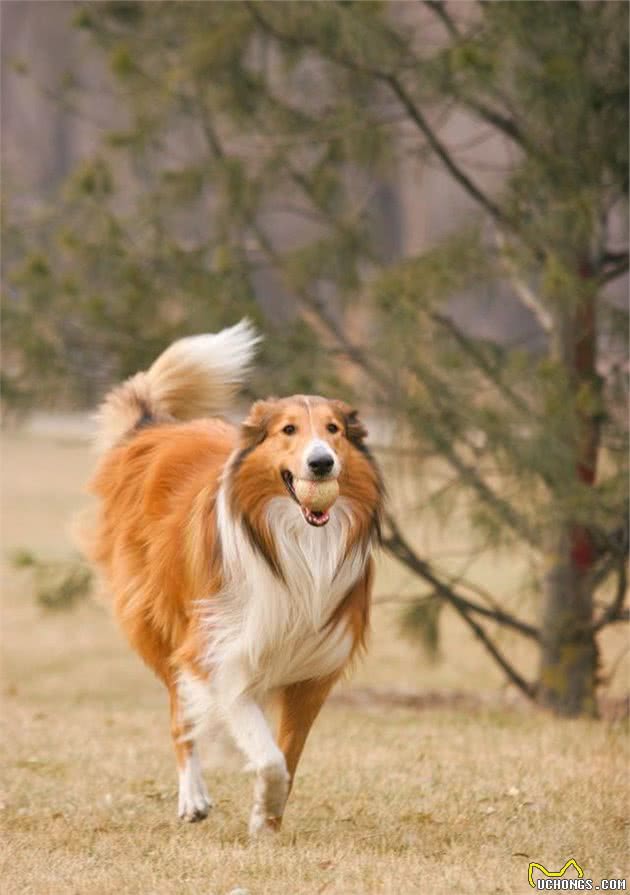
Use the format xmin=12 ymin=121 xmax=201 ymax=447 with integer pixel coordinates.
xmin=83 ymin=320 xmax=382 ymax=835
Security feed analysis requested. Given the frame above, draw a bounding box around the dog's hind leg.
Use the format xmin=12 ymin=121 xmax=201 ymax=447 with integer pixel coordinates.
xmin=168 ymin=676 xmax=213 ymax=823
xmin=274 ymin=675 xmax=339 ymax=830
xmin=276 ymin=675 xmax=337 ymax=791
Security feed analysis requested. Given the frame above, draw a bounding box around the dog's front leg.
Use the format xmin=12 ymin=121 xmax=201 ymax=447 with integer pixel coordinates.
xmin=168 ymin=677 xmax=213 ymax=823
xmin=221 ymin=692 xmax=289 ymax=836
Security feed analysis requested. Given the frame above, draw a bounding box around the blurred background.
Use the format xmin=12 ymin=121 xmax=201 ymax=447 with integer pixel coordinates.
xmin=2 ymin=4 xmax=629 ymax=891
xmin=2 ymin=0 xmax=628 ymax=718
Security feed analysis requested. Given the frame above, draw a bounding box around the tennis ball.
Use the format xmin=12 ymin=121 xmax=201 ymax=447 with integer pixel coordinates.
xmin=294 ymin=478 xmax=339 ymax=512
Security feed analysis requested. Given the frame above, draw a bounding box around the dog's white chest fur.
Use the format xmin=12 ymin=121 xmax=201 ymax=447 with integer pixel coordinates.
xmin=203 ymin=491 xmax=367 ymax=698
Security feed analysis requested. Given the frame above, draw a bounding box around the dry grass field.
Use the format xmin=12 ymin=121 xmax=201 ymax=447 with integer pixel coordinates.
xmin=1 ymin=424 xmax=628 ymax=895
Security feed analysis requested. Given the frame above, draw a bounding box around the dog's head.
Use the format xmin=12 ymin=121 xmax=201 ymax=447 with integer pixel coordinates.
xmin=229 ymin=395 xmax=379 ymax=528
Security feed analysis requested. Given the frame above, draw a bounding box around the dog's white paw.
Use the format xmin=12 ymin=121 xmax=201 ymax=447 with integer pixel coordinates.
xmin=248 ymin=804 xmax=282 ymax=837
xmin=179 ymin=789 xmax=213 ymax=823
xmin=248 ymin=759 xmax=289 ymax=837
xmin=178 ymin=753 xmax=213 ymax=823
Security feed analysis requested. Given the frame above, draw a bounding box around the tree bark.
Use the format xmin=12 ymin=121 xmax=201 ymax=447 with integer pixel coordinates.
xmin=538 ymin=527 xmax=599 ymax=716
xmin=537 ymin=268 xmax=601 ymax=717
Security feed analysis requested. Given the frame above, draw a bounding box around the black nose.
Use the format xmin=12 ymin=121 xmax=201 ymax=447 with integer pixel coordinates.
xmin=308 ymin=450 xmax=334 ymax=477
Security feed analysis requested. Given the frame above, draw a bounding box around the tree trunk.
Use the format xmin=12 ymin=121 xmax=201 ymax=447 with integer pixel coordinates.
xmin=537 ymin=267 xmax=601 ymax=717
xmin=538 ymin=527 xmax=599 ymax=716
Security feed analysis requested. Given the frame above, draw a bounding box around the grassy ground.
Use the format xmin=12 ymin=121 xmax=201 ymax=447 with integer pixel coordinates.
xmin=1 ymin=426 xmax=628 ymax=894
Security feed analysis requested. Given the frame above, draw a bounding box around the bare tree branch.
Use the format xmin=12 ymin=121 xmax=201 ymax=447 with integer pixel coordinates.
xmin=430 ymin=311 xmax=535 ymax=416
xmin=422 ymin=1 xmax=531 ymax=151
xmin=424 ymin=0 xmax=460 ymax=38
xmin=599 ymin=257 xmax=630 ymax=285
xmin=402 ymin=360 xmax=541 ymax=546
xmin=602 ymin=250 xmax=629 ymax=265
xmin=592 ymin=559 xmax=629 ymax=631
xmin=416 ymin=577 xmax=539 ymax=638
xmin=382 ymin=513 xmax=536 ymax=697
xmin=382 ymin=514 xmax=539 ymax=639
xmin=384 ymin=74 xmax=507 ymax=225
xmin=246 ymin=2 xmax=511 ymax=229
xmin=495 ymin=230 xmax=554 ymax=333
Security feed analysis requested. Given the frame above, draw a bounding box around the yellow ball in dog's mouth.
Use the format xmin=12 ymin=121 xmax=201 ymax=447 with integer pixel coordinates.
xmin=293 ymin=478 xmax=340 ymax=513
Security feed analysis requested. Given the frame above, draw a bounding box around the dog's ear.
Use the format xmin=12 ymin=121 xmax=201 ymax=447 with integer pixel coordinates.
xmin=331 ymin=400 xmax=368 ymax=447
xmin=240 ymin=399 xmax=277 ymax=448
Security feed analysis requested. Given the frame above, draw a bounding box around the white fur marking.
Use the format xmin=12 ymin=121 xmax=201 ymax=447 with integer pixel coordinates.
xmin=177 ymin=671 xmax=213 ymax=741
xmin=209 ymin=668 xmax=290 ymax=835
xmin=222 ymin=695 xmax=286 ymax=773
xmin=94 ymin=318 xmax=260 ymax=452
xmin=301 ymin=437 xmax=340 ymax=479
xmin=201 ymin=488 xmax=364 ymax=696
xmin=178 ymin=747 xmax=213 ymax=822
xmin=188 ymin=481 xmax=368 ymax=830
xmin=249 ymin=759 xmax=290 ymax=836
xmin=157 ymin=320 xmax=260 ymax=395
xmin=303 ymin=396 xmax=315 ymax=435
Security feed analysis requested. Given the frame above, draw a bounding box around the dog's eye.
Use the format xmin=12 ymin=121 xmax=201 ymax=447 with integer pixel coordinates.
xmin=326 ymin=423 xmax=339 ymax=434
xmin=282 ymin=424 xmax=296 ymax=435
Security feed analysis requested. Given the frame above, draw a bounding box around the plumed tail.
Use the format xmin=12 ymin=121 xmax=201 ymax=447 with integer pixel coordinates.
xmin=94 ymin=319 xmax=260 ymax=453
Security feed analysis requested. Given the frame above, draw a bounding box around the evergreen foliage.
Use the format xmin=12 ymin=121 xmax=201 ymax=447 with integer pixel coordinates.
xmin=3 ymin=1 xmax=627 ymax=714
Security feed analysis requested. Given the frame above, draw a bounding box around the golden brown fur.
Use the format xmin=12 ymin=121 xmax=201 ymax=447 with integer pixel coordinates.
xmin=83 ymin=326 xmax=382 ymax=833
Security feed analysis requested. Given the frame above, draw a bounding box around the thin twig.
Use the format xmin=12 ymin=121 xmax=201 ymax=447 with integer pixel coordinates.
xmin=382 ymin=513 xmax=536 ymax=697
xmin=592 ymin=560 xmax=629 ymax=632
xmin=430 ymin=311 xmax=535 ymax=416
xmin=382 ymin=513 xmax=539 ymax=639
xmin=384 ymin=74 xmax=506 ymax=225
xmin=495 ymin=230 xmax=554 ymax=333
xmin=246 ymin=2 xmax=510 ymax=229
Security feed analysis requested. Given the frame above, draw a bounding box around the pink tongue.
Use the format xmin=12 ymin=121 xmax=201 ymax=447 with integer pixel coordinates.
xmin=302 ymin=506 xmax=330 ymax=526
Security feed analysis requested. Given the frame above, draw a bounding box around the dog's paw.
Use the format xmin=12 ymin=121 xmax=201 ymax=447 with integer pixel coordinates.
xmin=248 ymin=806 xmax=282 ymax=838
xmin=178 ymin=758 xmax=213 ymax=823
xmin=248 ymin=758 xmax=289 ymax=837
xmin=178 ymin=790 xmax=213 ymax=823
